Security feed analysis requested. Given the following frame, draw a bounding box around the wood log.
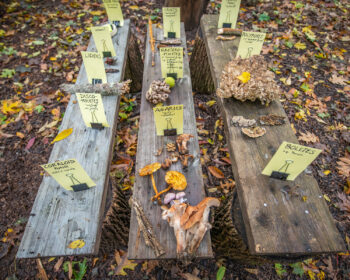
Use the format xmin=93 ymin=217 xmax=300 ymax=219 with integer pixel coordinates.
xmin=124 ymin=33 xmax=143 ymax=93
xmin=189 ymin=36 xmax=215 ymax=94
xmin=164 ymin=0 xmax=209 ymax=31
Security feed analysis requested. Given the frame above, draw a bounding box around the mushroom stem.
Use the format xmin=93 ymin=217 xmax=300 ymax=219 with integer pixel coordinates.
xmin=150 ymin=174 xmax=160 ymax=199
xmin=152 ymin=186 xmax=172 ymax=201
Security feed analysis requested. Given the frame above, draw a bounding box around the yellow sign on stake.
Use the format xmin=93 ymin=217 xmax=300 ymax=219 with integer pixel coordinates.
xmin=76 ymin=93 xmax=109 ymax=128
xmin=262 ymin=141 xmax=322 ymax=181
xmin=103 ymin=0 xmax=124 ymax=26
xmin=91 ymin=25 xmax=116 ymax=57
xmin=81 ymin=51 xmax=107 ymax=84
xmin=41 ymin=159 xmax=96 ymax=191
xmin=160 ymin=47 xmax=183 ymax=79
xmin=162 ymin=7 xmax=180 ymax=39
xmin=153 ymin=105 xmax=183 ymax=136
xmin=218 ymin=0 xmax=241 ymax=29
xmin=236 ymin=31 xmax=266 ymax=59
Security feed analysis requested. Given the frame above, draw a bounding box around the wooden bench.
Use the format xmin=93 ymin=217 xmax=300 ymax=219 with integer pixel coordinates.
xmin=127 ymin=23 xmax=213 ymax=260
xmin=190 ymin=15 xmax=345 ymax=258
xmin=17 ymin=20 xmax=133 ymax=258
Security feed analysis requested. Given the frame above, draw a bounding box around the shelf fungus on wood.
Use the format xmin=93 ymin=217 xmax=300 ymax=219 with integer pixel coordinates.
xmin=241 ymin=126 xmax=266 ymax=138
xmin=161 ymin=197 xmax=220 ymax=258
xmin=146 ymin=80 xmax=171 ymax=104
xmin=216 ymin=56 xmax=280 ymax=105
xmin=259 ymin=114 xmax=285 ymax=126
xmin=231 ymin=116 xmax=256 ymax=127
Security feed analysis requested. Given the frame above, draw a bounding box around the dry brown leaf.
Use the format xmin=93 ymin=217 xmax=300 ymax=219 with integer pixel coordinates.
xmin=208 ymin=166 xmax=225 ymax=179
xmin=180 ymin=273 xmax=201 ymax=280
xmin=298 ymin=131 xmax=319 ymax=143
xmin=36 ymin=259 xmax=48 ymax=280
xmin=330 ymin=74 xmax=347 ymax=85
xmin=241 ymin=126 xmax=266 ymax=138
xmin=337 ymin=157 xmax=350 ymax=177
xmin=337 ymin=192 xmax=350 ymax=214
xmin=54 ymin=257 xmax=64 ymax=272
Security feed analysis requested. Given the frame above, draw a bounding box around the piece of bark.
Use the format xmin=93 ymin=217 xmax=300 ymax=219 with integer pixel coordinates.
xmin=217 ymin=28 xmax=242 ymax=36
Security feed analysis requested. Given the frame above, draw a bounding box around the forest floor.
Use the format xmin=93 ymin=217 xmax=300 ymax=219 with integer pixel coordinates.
xmin=0 ymin=0 xmax=349 ymax=279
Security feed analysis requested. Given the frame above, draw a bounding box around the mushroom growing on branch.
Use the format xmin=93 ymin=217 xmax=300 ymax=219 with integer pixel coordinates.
xmin=216 ymin=56 xmax=280 ymax=105
xmin=139 ymin=163 xmax=161 ymax=201
xmin=152 ymin=171 xmax=187 ymax=201
xmin=146 ymin=80 xmax=171 ymax=104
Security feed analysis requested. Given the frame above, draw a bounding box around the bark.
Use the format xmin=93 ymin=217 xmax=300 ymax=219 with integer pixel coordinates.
xmin=124 ymin=33 xmax=143 ymax=93
xmin=164 ymin=0 xmax=209 ymax=31
xmin=189 ymin=35 xmax=215 ymax=94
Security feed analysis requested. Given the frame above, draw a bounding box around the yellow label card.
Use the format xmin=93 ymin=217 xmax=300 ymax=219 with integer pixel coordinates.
xmin=153 ymin=105 xmax=183 ymax=136
xmin=76 ymin=93 xmax=109 ymax=128
xmin=160 ymin=47 xmax=183 ymax=79
xmin=162 ymin=7 xmax=181 ymax=39
xmin=103 ymin=0 xmax=124 ymax=26
xmin=91 ymin=25 xmax=116 ymax=57
xmin=81 ymin=51 xmax=107 ymax=84
xmin=41 ymin=159 xmax=96 ymax=191
xmin=236 ymin=31 xmax=266 ymax=59
xmin=262 ymin=141 xmax=322 ymax=181
xmin=218 ymin=0 xmax=241 ymax=29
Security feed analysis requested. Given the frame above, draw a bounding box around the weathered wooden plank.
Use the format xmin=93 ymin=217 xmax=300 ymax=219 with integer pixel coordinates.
xmin=127 ymin=23 xmax=212 ymax=260
xmin=200 ymin=15 xmax=345 ymax=255
xmin=17 ymin=20 xmax=131 ymax=258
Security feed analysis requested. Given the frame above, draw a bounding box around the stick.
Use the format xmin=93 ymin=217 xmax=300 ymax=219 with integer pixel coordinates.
xmin=149 ymin=17 xmax=155 ymax=67
xmin=132 ymin=199 xmax=165 ymax=257
xmin=159 ymin=39 xmax=182 ymax=45
xmin=60 ymin=80 xmax=131 ymax=96
xmin=217 ymin=28 xmax=242 ymax=36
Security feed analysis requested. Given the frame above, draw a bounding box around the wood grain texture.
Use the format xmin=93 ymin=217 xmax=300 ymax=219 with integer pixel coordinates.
xmin=200 ymin=15 xmax=345 ymax=255
xmin=128 ymin=23 xmax=213 ymax=260
xmin=17 ymin=20 xmax=131 ymax=258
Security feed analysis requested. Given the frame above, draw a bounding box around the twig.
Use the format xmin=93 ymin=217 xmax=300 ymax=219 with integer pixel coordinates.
xmin=149 ymin=17 xmax=155 ymax=67
xmin=132 ymin=199 xmax=165 ymax=257
xmin=217 ymin=28 xmax=242 ymax=36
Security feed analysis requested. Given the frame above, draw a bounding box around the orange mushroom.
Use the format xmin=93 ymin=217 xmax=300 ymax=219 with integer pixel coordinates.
xmin=139 ymin=163 xmax=161 ymax=199
xmin=152 ymin=171 xmax=187 ymax=201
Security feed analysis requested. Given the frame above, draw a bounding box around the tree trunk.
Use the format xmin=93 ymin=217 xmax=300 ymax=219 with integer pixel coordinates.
xmin=189 ymin=35 xmax=215 ymax=94
xmin=164 ymin=0 xmax=209 ymax=31
xmin=124 ymin=33 xmax=143 ymax=93
xmin=100 ymin=179 xmax=131 ymax=254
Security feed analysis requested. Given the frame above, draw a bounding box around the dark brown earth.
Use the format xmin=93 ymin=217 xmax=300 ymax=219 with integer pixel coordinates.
xmin=0 ymin=0 xmax=349 ymax=279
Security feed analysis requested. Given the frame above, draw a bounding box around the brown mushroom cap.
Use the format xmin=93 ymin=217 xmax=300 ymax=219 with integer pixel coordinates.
xmin=165 ymin=171 xmax=187 ymax=191
xmin=139 ymin=162 xmax=161 ymax=176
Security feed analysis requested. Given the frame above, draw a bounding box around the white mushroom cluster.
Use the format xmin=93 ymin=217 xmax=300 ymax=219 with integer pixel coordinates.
xmin=146 ymin=80 xmax=171 ymax=104
xmin=216 ymin=56 xmax=280 ymax=105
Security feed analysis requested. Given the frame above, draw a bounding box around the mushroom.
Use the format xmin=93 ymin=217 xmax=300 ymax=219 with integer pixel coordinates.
xmin=164 ymin=193 xmax=176 ymax=205
xmin=161 ymin=158 xmax=172 ymax=170
xmin=152 ymin=171 xmax=187 ymax=201
xmin=176 ymin=134 xmax=194 ymax=154
xmin=180 ymin=154 xmax=194 ymax=168
xmin=139 ymin=163 xmax=161 ymax=200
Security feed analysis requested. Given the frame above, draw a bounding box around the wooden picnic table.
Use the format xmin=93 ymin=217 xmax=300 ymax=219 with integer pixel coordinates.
xmin=190 ymin=15 xmax=345 ymax=258
xmin=17 ymin=20 xmax=133 ymax=258
xmin=127 ymin=23 xmax=213 ymax=260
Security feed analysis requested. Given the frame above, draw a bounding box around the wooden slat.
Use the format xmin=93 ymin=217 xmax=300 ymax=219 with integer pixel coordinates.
xmin=127 ymin=23 xmax=213 ymax=260
xmin=200 ymin=15 xmax=345 ymax=255
xmin=17 ymin=20 xmax=131 ymax=258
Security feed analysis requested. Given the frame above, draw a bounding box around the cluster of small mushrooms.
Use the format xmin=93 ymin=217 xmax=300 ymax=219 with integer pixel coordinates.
xmin=216 ymin=55 xmax=280 ymax=105
xmin=139 ymin=162 xmax=220 ymax=256
xmin=146 ymin=80 xmax=171 ymax=104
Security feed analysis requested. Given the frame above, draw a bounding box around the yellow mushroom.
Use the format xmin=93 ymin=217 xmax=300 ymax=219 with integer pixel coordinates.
xmin=152 ymin=171 xmax=187 ymax=201
xmin=139 ymin=163 xmax=161 ymax=199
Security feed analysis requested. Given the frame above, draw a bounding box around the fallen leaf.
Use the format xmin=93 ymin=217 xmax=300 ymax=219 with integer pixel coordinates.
xmin=25 ymin=137 xmax=36 ymax=150
xmin=16 ymin=132 xmax=25 ymax=138
xmin=68 ymin=239 xmax=85 ymax=249
xmin=36 ymin=258 xmax=48 ymax=280
xmin=208 ymin=166 xmax=225 ymax=179
xmin=115 ymin=254 xmax=138 ymax=276
xmin=51 ymin=128 xmax=73 ymax=144
xmin=298 ymin=131 xmax=319 ymax=143
xmin=337 ymin=192 xmax=350 ymax=214
xmin=294 ymin=41 xmax=306 ymax=50
xmin=337 ymin=157 xmax=350 ymax=177
xmin=54 ymin=257 xmax=64 ymax=272
xmin=180 ymin=273 xmax=201 ymax=280
xmin=330 ymin=74 xmax=347 ymax=85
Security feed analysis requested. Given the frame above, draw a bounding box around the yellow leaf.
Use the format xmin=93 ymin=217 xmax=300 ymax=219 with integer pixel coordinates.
xmin=129 ymin=5 xmax=139 ymax=10
xmin=48 ymin=257 xmax=55 ymax=262
xmin=323 ymin=170 xmax=331 ymax=175
xmin=7 ymin=228 xmax=13 ymax=233
xmin=294 ymin=41 xmax=306 ymax=50
xmin=291 ymin=66 xmax=297 ymax=73
xmin=206 ymin=100 xmax=216 ymax=107
xmin=237 ymin=72 xmax=251 ymax=83
xmin=2 ymin=100 xmax=21 ymax=115
xmin=323 ymin=194 xmax=331 ymax=202
xmin=116 ymin=258 xmax=138 ymax=276
xmin=302 ymin=196 xmax=307 ymax=202
xmin=90 ymin=10 xmax=103 ymax=16
xmin=294 ymin=110 xmax=307 ymax=121
xmin=76 ymin=28 xmax=84 ymax=35
xmin=16 ymin=132 xmax=25 ymax=138
xmin=68 ymin=239 xmax=85 ymax=249
xmin=51 ymin=128 xmax=73 ymax=144
xmin=50 ymin=57 xmax=56 ymax=61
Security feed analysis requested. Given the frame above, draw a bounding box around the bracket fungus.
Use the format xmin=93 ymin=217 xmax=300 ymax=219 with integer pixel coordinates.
xmin=161 ymin=197 xmax=220 ymax=257
xmin=216 ymin=56 xmax=280 ymax=105
xmin=152 ymin=171 xmax=187 ymax=201
xmin=241 ymin=126 xmax=266 ymax=138
xmin=146 ymin=80 xmax=171 ymax=104
xmin=139 ymin=163 xmax=161 ymax=201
